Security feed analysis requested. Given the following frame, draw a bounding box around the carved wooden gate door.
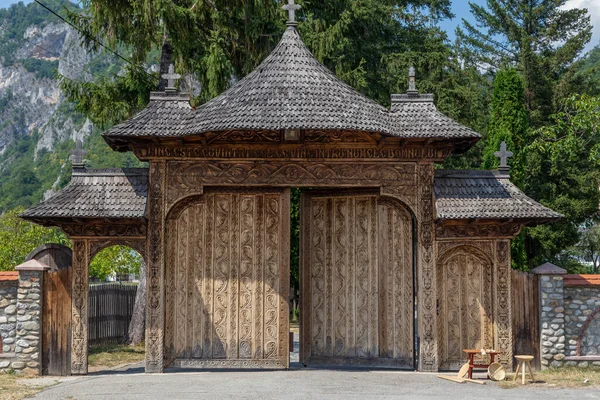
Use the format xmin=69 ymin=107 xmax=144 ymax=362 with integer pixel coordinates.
xmin=437 ymin=249 xmax=493 ymax=370
xmin=165 ymin=188 xmax=290 ymax=368
xmin=300 ymin=190 xmax=414 ymax=368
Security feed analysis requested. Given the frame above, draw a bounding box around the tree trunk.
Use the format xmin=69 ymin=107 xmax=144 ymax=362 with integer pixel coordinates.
xmin=127 ymin=260 xmax=146 ymax=345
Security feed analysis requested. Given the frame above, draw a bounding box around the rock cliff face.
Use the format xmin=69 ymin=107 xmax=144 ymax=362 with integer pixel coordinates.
xmin=0 ymin=15 xmax=92 ymax=156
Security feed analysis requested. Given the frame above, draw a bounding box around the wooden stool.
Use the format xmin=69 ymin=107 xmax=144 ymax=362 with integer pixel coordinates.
xmin=513 ymin=355 xmax=535 ymax=384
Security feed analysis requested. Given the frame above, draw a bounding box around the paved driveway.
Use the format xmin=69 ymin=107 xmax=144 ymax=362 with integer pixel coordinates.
xmin=29 ymin=364 xmax=600 ymax=400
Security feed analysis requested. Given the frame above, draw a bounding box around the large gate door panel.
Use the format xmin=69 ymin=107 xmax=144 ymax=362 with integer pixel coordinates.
xmin=165 ymin=189 xmax=290 ymax=369
xmin=437 ymin=250 xmax=493 ymax=371
xmin=300 ymin=191 xmax=413 ymax=368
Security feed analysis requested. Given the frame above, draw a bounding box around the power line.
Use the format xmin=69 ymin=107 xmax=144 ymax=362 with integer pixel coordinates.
xmin=33 ymin=0 xmax=158 ymax=83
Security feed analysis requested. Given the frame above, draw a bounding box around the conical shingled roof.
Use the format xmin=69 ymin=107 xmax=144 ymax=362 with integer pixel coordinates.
xmin=103 ymin=26 xmax=481 ymax=142
xmin=186 ymin=26 xmax=392 ymax=134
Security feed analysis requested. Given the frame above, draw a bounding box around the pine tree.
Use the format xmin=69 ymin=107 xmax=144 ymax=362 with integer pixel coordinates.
xmin=457 ymin=0 xmax=592 ymax=126
xmin=481 ymin=68 xmax=528 ymax=269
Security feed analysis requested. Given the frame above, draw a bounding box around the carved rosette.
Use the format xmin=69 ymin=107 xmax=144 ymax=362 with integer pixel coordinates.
xmin=494 ymin=240 xmax=513 ymax=368
xmin=146 ymin=161 xmax=166 ymax=373
xmin=417 ymin=163 xmax=437 ymax=371
xmin=71 ymin=239 xmax=89 ymax=375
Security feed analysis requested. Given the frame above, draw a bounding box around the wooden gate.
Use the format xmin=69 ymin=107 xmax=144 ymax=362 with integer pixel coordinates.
xmin=512 ymin=270 xmax=540 ymax=370
xmin=27 ymin=244 xmax=72 ymax=376
xmin=437 ymin=248 xmax=493 ymax=370
xmin=300 ymin=190 xmax=414 ymax=368
xmin=165 ymin=188 xmax=290 ymax=368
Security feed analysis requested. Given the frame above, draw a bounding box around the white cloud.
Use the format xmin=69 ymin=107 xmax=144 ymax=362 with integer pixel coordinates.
xmin=563 ymin=0 xmax=600 ymax=54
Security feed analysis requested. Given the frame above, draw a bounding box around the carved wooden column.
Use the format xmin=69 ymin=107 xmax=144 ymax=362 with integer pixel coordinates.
xmin=71 ymin=239 xmax=90 ymax=375
xmin=146 ymin=161 xmax=166 ymax=373
xmin=494 ymin=240 xmax=513 ymax=368
xmin=417 ymin=163 xmax=437 ymax=371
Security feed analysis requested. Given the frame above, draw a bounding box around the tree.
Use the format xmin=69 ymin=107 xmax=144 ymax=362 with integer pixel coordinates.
xmin=457 ymin=0 xmax=592 ymax=126
xmin=576 ymin=224 xmax=600 ymax=274
xmin=89 ymin=245 xmax=142 ymax=281
xmin=0 ymin=207 xmax=69 ymax=270
xmin=523 ymin=94 xmax=600 ymax=267
xmin=481 ymin=68 xmax=529 ymax=269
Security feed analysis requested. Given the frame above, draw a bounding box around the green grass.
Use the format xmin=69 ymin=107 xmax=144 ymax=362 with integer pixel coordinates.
xmin=88 ymin=343 xmax=145 ymax=369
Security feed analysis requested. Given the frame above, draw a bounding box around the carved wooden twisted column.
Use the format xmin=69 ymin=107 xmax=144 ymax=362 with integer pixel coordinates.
xmin=417 ymin=163 xmax=437 ymax=371
xmin=146 ymin=161 xmax=166 ymax=373
xmin=71 ymin=239 xmax=90 ymax=375
xmin=494 ymin=240 xmax=513 ymax=368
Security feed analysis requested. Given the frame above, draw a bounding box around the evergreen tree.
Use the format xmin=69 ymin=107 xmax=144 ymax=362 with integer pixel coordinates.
xmin=482 ymin=68 xmax=528 ymax=269
xmin=457 ymin=0 xmax=592 ymax=126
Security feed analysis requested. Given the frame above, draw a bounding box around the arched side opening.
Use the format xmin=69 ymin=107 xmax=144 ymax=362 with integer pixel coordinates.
xmin=436 ymin=245 xmax=494 ymax=371
xmin=87 ymin=244 xmax=146 ymax=372
xmin=164 ymin=187 xmax=290 ymax=369
xmin=299 ymin=189 xmax=415 ymax=368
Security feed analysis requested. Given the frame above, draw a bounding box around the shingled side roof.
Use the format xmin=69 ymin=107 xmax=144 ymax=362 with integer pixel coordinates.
xmin=434 ymin=170 xmax=563 ymax=223
xmin=103 ymin=26 xmax=481 ymax=143
xmin=20 ymin=168 xmax=148 ymax=224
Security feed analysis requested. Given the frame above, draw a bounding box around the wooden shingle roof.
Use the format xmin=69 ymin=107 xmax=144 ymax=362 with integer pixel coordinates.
xmin=103 ymin=26 xmax=481 ymax=145
xmin=434 ymin=170 xmax=563 ymax=223
xmin=20 ymin=168 xmax=148 ymax=224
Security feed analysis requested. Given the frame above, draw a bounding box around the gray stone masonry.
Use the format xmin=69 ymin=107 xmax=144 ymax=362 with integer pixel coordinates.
xmin=0 ymin=280 xmax=18 ymax=355
xmin=533 ymin=263 xmax=600 ymax=369
xmin=12 ymin=269 xmax=43 ymax=375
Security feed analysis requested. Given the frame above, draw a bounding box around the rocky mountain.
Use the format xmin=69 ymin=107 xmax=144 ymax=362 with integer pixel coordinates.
xmin=0 ymin=0 xmax=141 ymax=211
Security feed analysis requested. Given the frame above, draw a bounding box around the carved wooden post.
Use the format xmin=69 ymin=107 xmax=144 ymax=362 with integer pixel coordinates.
xmin=494 ymin=240 xmax=513 ymax=368
xmin=71 ymin=239 xmax=89 ymax=375
xmin=417 ymin=163 xmax=437 ymax=371
xmin=146 ymin=161 xmax=166 ymax=373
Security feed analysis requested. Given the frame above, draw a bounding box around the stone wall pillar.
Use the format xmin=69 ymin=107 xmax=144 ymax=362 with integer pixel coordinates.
xmin=14 ymin=261 xmax=47 ymax=375
xmin=532 ymin=262 xmax=567 ymax=369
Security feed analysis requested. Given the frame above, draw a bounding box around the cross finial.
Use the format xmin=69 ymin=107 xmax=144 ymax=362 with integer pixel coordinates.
xmin=161 ymin=64 xmax=181 ymax=92
xmin=282 ymin=0 xmax=301 ymax=26
xmin=71 ymin=139 xmax=87 ymax=169
xmin=408 ymin=66 xmax=417 ymax=94
xmin=494 ymin=141 xmax=513 ymax=174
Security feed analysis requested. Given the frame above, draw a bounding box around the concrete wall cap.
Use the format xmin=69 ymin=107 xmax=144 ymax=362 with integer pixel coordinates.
xmin=531 ymin=262 xmax=567 ymax=275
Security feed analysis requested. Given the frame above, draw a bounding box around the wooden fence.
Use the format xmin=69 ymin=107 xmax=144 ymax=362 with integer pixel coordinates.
xmin=511 ymin=270 xmax=540 ymax=370
xmin=88 ymin=283 xmax=138 ymax=345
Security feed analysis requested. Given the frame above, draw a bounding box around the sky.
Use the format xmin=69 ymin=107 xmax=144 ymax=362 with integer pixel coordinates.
xmin=0 ymin=0 xmax=599 ymax=53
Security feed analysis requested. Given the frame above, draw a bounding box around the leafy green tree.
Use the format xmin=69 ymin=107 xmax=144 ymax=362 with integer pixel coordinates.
xmin=524 ymin=95 xmax=600 ymax=267
xmin=89 ymin=245 xmax=142 ymax=281
xmin=0 ymin=207 xmax=70 ymax=271
xmin=576 ymin=224 xmax=600 ymax=274
xmin=457 ymin=0 xmax=593 ymax=126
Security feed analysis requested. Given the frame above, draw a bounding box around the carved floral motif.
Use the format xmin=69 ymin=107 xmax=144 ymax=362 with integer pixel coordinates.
xmin=62 ymin=224 xmax=146 ymax=238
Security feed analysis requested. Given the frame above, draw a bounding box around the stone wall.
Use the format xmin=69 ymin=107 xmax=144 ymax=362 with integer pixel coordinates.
xmin=0 ymin=265 xmax=45 ymax=374
xmin=0 ymin=279 xmax=18 ymax=355
xmin=533 ymin=264 xmax=600 ymax=369
xmin=13 ymin=270 xmax=43 ymax=374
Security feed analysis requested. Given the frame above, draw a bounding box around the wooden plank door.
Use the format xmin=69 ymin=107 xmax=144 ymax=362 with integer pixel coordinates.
xmin=42 ymin=265 xmax=72 ymax=376
xmin=437 ymin=250 xmax=493 ymax=371
xmin=300 ymin=190 xmax=414 ymax=368
xmin=165 ymin=188 xmax=290 ymax=369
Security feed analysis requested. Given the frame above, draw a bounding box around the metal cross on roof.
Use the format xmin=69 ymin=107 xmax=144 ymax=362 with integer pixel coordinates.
xmin=494 ymin=141 xmax=513 ymax=171
xmin=408 ymin=66 xmax=417 ymax=93
xmin=70 ymin=139 xmax=87 ymax=168
xmin=282 ymin=0 xmax=301 ymax=25
xmin=162 ymin=64 xmax=181 ymax=91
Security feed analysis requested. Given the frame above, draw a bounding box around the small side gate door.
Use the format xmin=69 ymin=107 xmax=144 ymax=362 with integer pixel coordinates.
xmin=28 ymin=244 xmax=73 ymax=376
xmin=300 ymin=190 xmax=414 ymax=368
